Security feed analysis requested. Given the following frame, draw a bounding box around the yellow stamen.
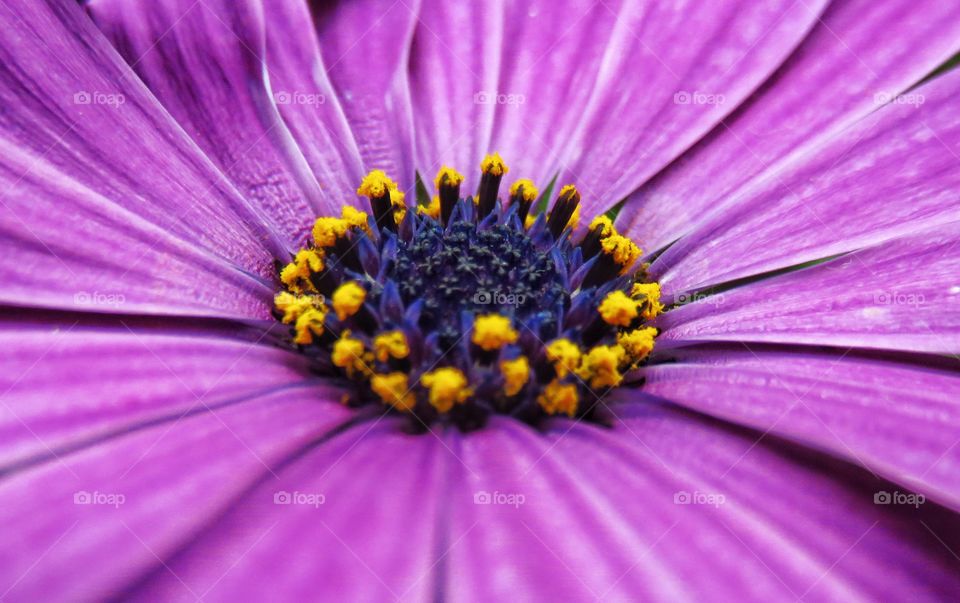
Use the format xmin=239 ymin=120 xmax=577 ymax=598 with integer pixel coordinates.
xmin=331 ymin=282 xmax=366 ymax=321
xmin=524 ymin=214 xmax=536 ymax=229
xmin=589 ymin=215 xmax=615 ymax=238
xmin=545 ymin=339 xmax=581 ymax=378
xmin=293 ymin=308 xmax=325 ymax=345
xmin=332 ymin=331 xmax=371 ymax=377
xmin=356 ymin=169 xmax=397 ymax=199
xmin=567 ymin=204 xmax=581 ymax=230
xmin=601 ymin=234 xmax=642 ymax=270
xmin=509 ymin=178 xmax=539 ymax=202
xmin=537 ymin=380 xmax=578 ymax=417
xmin=421 ymin=367 xmax=472 ymax=413
xmin=373 ymin=330 xmax=410 ymax=363
xmin=341 ymin=206 xmax=371 ymax=234
xmin=434 ymin=165 xmax=465 ymax=189
xmin=274 ymin=291 xmax=321 ymax=324
xmin=370 ymin=372 xmax=416 ymax=412
xmin=500 ymin=356 xmax=530 ymax=396
xmin=313 ymin=207 xmax=371 ymax=248
xmin=418 ymin=195 xmax=442 ymax=219
xmin=312 ymin=217 xmax=349 ymax=248
xmin=576 ymin=345 xmax=625 ymax=389
xmin=471 ymin=314 xmax=519 ymax=351
xmin=393 ymin=193 xmax=407 ymax=225
xmin=598 ymin=290 xmax=640 ymax=327
xmin=631 ymin=282 xmax=664 ymax=320
xmin=480 ymin=152 xmax=509 ymax=176
xmin=617 ymin=327 xmax=657 ymax=366
xmin=280 ymin=249 xmax=324 ymax=293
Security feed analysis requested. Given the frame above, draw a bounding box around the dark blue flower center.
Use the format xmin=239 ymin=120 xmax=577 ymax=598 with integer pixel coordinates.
xmin=392 ymin=220 xmax=567 ymax=347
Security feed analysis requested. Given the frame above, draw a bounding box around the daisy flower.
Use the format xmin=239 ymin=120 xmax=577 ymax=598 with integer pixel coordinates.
xmin=2 ymin=0 xmax=960 ymax=600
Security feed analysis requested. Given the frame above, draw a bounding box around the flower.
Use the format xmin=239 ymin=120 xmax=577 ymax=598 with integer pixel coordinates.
xmin=2 ymin=0 xmax=960 ymax=600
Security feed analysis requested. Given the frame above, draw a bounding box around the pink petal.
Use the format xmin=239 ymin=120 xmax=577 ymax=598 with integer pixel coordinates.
xmin=619 ymin=0 xmax=960 ymax=252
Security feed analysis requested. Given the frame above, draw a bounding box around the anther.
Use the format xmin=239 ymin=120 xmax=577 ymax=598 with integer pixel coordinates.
xmin=357 ymin=170 xmax=399 ymax=233
xmin=509 ymin=178 xmax=539 ymax=224
xmin=547 ymin=185 xmax=581 ymax=239
xmin=477 ymin=153 xmax=508 ymax=219
xmin=435 ymin=166 xmax=464 ymax=226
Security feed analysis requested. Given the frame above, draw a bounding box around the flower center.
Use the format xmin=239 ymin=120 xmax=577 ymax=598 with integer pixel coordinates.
xmin=273 ymin=154 xmax=662 ymax=431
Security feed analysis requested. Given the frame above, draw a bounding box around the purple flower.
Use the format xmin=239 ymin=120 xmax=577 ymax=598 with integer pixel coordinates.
xmin=2 ymin=0 xmax=960 ymax=600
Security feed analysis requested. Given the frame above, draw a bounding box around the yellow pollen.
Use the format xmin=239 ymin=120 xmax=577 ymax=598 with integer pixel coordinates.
xmin=576 ymin=345 xmax=625 ymax=389
xmin=558 ymin=184 xmax=578 ymax=198
xmin=356 ymin=169 xmax=397 ymax=199
xmin=631 ymin=282 xmax=664 ymax=320
xmin=601 ymin=234 xmax=642 ymax=270
xmin=567 ymin=204 xmax=581 ymax=230
xmin=598 ymin=290 xmax=640 ymax=326
xmin=392 ymin=192 xmax=407 ymax=225
xmin=421 ymin=367 xmax=472 ymax=413
xmin=509 ymin=178 xmax=539 ymax=202
xmin=537 ymin=380 xmax=579 ymax=417
xmin=500 ymin=356 xmax=530 ymax=396
xmin=480 ymin=152 xmax=509 ymax=176
xmin=434 ymin=165 xmax=465 ymax=189
xmin=617 ymin=327 xmax=657 ymax=366
xmin=545 ymin=339 xmax=581 ymax=378
xmin=341 ymin=206 xmax=371 ymax=234
xmin=274 ymin=291 xmax=322 ymax=324
xmin=373 ymin=330 xmax=410 ymax=363
xmin=524 ymin=214 xmax=536 ymax=229
xmin=589 ymin=215 xmax=615 ymax=238
xmin=370 ymin=372 xmax=416 ymax=412
xmin=312 ymin=217 xmax=349 ymax=249
xmin=418 ymin=195 xmax=442 ymax=219
xmin=331 ymin=282 xmax=366 ymax=321
xmin=471 ymin=314 xmax=519 ymax=351
xmin=332 ymin=331 xmax=371 ymax=377
xmin=293 ymin=308 xmax=326 ymax=345
xmin=280 ymin=249 xmax=324 ymax=293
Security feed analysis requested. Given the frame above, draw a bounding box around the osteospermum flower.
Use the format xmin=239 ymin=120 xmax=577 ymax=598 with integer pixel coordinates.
xmin=2 ymin=0 xmax=960 ymax=600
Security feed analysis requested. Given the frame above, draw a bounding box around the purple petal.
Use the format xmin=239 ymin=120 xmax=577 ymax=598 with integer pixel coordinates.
xmin=444 ymin=410 xmax=960 ymax=600
xmin=86 ymin=0 xmax=345 ymax=243
xmin=410 ymin=2 xmax=504 ymax=183
xmin=657 ymin=223 xmax=960 ymax=354
xmin=618 ymin=0 xmax=960 ymax=252
xmin=652 ymin=67 xmax=960 ymax=294
xmin=0 ymin=386 xmax=351 ymax=602
xmin=484 ymin=0 xmax=631 ymax=188
xmin=314 ymin=0 xmax=420 ymax=190
xmin=261 ymin=0 xmax=368 ymax=208
xmin=560 ymin=0 xmax=829 ymax=216
xmin=125 ymin=421 xmax=446 ymax=601
xmin=640 ymin=347 xmax=960 ymax=512
xmin=0 ymin=0 xmax=286 ymax=283
xmin=0 ymin=145 xmax=273 ymax=318
xmin=0 ymin=314 xmax=325 ymax=468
